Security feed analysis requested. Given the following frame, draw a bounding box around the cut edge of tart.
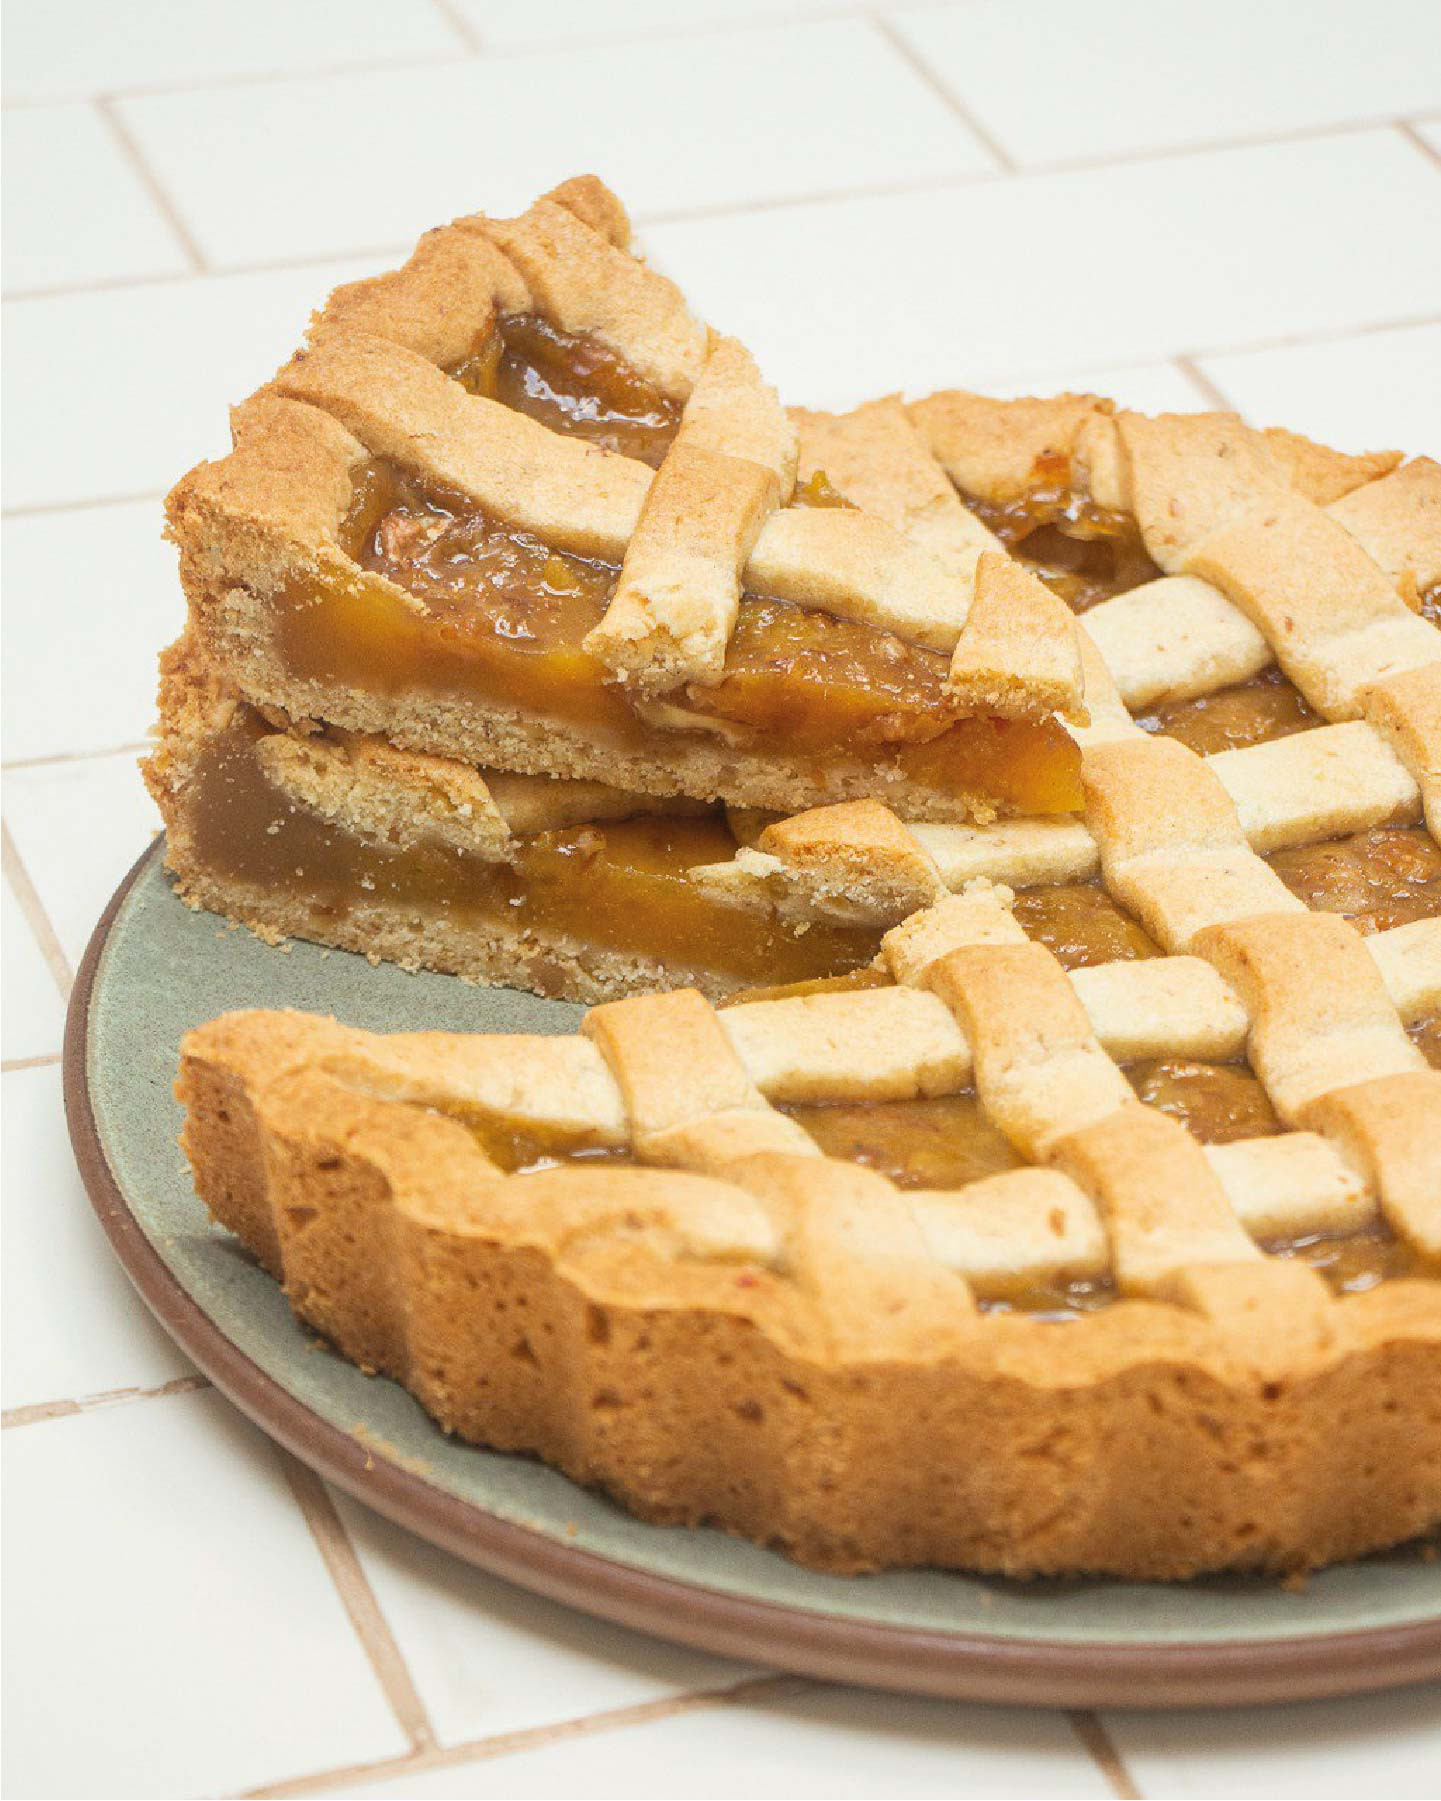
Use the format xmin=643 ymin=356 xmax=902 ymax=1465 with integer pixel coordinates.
xmin=144 ymin=639 xmax=885 ymax=1004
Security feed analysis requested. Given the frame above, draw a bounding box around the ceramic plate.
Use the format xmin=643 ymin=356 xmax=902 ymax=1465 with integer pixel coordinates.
xmin=66 ymin=842 xmax=1441 ymax=1708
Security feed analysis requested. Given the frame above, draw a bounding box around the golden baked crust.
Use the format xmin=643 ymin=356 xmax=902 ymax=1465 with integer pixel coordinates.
xmin=177 ymin=887 xmax=1441 ymax=1578
xmin=166 ymin=179 xmax=1086 ymax=825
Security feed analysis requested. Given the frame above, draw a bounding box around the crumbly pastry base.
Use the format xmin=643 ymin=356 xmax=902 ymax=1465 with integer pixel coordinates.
xmin=179 ymin=1012 xmax=1441 ymax=1580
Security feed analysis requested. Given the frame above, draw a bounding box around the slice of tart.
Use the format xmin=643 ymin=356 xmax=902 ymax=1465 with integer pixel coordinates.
xmin=167 ymin=178 xmax=1086 ymax=826
xmin=144 ymin=641 xmax=884 ymax=1003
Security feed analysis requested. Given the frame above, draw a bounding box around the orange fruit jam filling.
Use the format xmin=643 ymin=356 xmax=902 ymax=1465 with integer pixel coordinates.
xmin=185 ymin=716 xmax=882 ymax=993
xmin=270 ymin=460 xmax=1082 ymax=814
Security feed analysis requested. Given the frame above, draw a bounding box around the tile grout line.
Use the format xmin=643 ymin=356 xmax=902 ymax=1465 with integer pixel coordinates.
xmin=2 ymin=1373 xmax=211 ymax=1431
xmin=239 ymin=1672 xmax=805 ymax=1798
xmin=2 ymin=822 xmax=75 ymax=1000
xmin=2 ymin=1052 xmax=63 ymax=1073
xmin=5 ymin=109 xmax=1439 ymax=306
xmin=1396 ymin=118 xmax=1441 ymax=171
xmin=870 ymin=11 xmax=1017 ymax=173
xmin=94 ymin=95 xmax=209 ymax=273
xmin=1172 ymin=353 xmax=1235 ymax=410
xmin=0 ymin=49 xmax=475 ymax=111
xmin=0 ymin=3 xmax=967 ymax=110
xmin=1068 ymin=1709 xmax=1143 ymax=1799
xmin=4 ymin=741 xmax=153 ymax=773
xmin=276 ymin=1456 xmax=438 ymax=1757
xmin=2 ymin=490 xmax=167 ymax=518
xmin=427 ymin=0 xmax=486 ymax=52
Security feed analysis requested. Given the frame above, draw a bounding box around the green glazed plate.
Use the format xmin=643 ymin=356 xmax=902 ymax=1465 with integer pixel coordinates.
xmin=66 ymin=841 xmax=1441 ymax=1708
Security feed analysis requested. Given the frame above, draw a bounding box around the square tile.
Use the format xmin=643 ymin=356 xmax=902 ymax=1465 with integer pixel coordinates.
xmin=331 ymin=1681 xmax=1110 ymax=1798
xmin=4 ymin=750 xmax=161 ymax=968
xmin=2 ymin=104 xmax=189 ymax=294
xmin=1 ymin=872 xmax=67 ymax=1063
xmin=1 ymin=0 xmax=464 ymax=103
xmin=1 ymin=1391 xmax=408 ymax=1798
xmin=3 ymin=500 xmax=180 ymax=761
xmin=1103 ymin=1686 xmax=1441 ymax=1798
xmin=643 ymin=132 xmax=1441 ymax=406
xmin=2 ymin=253 xmax=380 ymax=509
xmin=892 ymin=0 xmax=1441 ymax=165
xmin=116 ymin=20 xmax=993 ymax=269
xmin=1197 ymin=321 xmax=1441 ymax=455
xmin=451 ymin=0 xmax=860 ymax=49
xmin=332 ymin=1489 xmax=760 ymax=1749
xmin=2 ymin=1063 xmax=192 ymax=1410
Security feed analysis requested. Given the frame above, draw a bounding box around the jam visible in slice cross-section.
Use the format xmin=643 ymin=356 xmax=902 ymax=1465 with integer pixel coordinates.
xmin=1266 ymin=826 xmax=1441 ymax=932
xmin=271 ymin=460 xmax=1082 ymax=816
xmin=451 ymin=314 xmax=682 ymax=468
xmin=1136 ymin=666 xmax=1320 ymax=755
xmin=184 ymin=713 xmax=883 ymax=994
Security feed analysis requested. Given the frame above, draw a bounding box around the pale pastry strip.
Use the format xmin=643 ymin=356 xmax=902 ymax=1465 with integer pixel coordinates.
xmin=1360 ymin=662 xmax=1441 ymax=839
xmin=1194 ymin=913 xmax=1427 ymax=1125
xmin=1183 ymin=492 xmax=1440 ymax=721
xmin=689 ymin=721 xmax=1419 ymax=925
xmin=1306 ymin=1073 xmax=1441 ymax=1259
xmin=872 ymin=887 xmax=1264 ymax=1296
xmin=1205 ymin=1134 xmax=1373 ymax=1239
xmin=587 ymin=337 xmax=796 ymax=690
xmin=1325 ymin=456 xmax=1441 ymax=595
xmin=478 ymin=196 xmax=708 ymax=399
xmin=910 ymin=1170 xmax=1111 ymax=1295
xmin=1082 ymin=735 xmax=1304 ymax=953
xmin=1083 ymin=576 xmax=1273 ymax=709
xmin=791 ymin=395 xmax=1001 ymax=574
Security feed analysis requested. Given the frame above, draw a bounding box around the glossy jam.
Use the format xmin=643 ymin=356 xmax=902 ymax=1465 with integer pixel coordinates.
xmin=1013 ymin=880 xmax=1158 ymax=968
xmin=185 ymin=719 xmax=882 ymax=991
xmin=965 ymin=464 xmax=1162 ymax=612
xmin=452 ymin=314 xmax=681 ymax=466
xmin=1126 ymin=1057 xmax=1279 ymax=1144
xmin=270 ymin=463 xmax=1083 ymax=815
xmin=1266 ymin=826 xmax=1441 ymax=933
xmin=1136 ymin=666 xmax=1321 ymax=756
xmin=783 ymin=1091 xmax=1021 ymax=1189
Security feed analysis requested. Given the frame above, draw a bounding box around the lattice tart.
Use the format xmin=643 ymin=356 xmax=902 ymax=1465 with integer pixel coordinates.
xmin=165 ymin=176 xmax=1090 ymax=827
xmin=180 ymin=857 xmax=1441 ymax=1577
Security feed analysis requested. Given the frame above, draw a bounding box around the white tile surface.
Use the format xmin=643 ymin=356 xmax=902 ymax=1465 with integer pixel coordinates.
xmin=3 ymin=501 xmax=181 ymax=761
xmin=644 ymin=131 xmax=1441 ymax=407
xmin=1198 ymin=320 xmax=1441 ymax=456
xmin=332 ymin=1682 xmax=1110 ymax=1798
xmin=1 ymin=1392 xmax=408 ymax=1799
xmin=4 ymin=750 xmax=162 ymax=967
xmin=116 ymin=20 xmax=994 ymax=269
xmin=2 ymin=1064 xmax=193 ymax=1410
xmin=2 ymin=105 xmax=190 ymax=294
xmin=1104 ymin=1685 xmax=1441 ymax=1798
xmin=2 ymin=254 xmax=380 ymax=509
xmin=892 ymin=0 xmax=1441 ymax=166
xmin=453 ymin=0 xmax=865 ymax=49
xmin=1 ymin=873 xmax=67 ymax=1063
xmin=332 ymin=1490 xmax=760 ymax=1748
xmin=1 ymin=0 xmax=465 ymax=102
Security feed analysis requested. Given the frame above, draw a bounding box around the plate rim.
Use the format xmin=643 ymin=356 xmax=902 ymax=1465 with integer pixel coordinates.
xmin=63 ymin=840 xmax=1441 ymax=1709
